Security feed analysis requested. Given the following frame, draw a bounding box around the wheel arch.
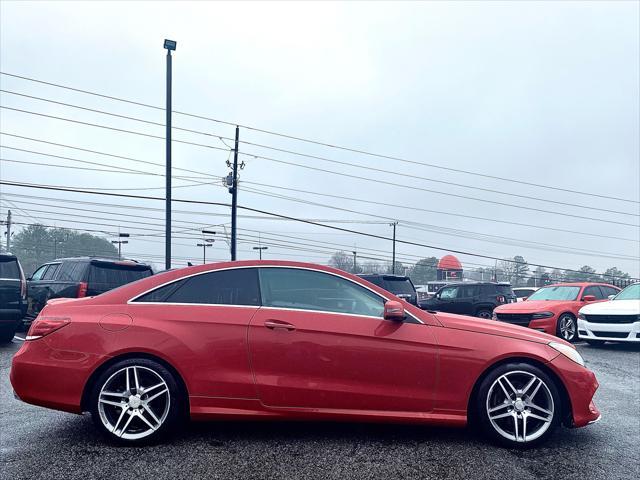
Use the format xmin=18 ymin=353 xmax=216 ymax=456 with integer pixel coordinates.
xmin=466 ymin=356 xmax=573 ymax=428
xmin=80 ymin=352 xmax=190 ymax=415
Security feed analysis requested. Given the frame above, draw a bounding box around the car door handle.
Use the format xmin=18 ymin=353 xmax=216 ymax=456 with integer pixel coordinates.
xmin=264 ymin=320 xmax=296 ymax=331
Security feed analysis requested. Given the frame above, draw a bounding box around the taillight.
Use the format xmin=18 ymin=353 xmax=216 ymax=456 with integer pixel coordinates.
xmin=77 ymin=282 xmax=88 ymax=298
xmin=26 ymin=317 xmax=71 ymax=340
xmin=497 ymin=295 xmax=506 ymax=304
xmin=20 ymin=277 xmax=27 ymax=299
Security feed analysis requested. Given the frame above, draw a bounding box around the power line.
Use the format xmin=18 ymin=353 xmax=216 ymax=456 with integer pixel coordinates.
xmin=4 ymin=105 xmax=638 ymax=224
xmin=2 ymin=133 xmax=636 ymax=242
xmin=2 ymin=71 xmax=636 ymax=204
xmin=3 ymin=88 xmax=635 ymax=216
xmin=1 ymin=179 xmax=637 ymax=280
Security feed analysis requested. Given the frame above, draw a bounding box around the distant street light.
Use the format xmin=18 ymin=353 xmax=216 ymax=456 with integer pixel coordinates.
xmin=112 ymin=233 xmax=130 ymax=259
xmin=164 ymin=38 xmax=177 ymax=271
xmin=253 ymin=246 xmax=268 ymax=260
xmin=197 ymin=242 xmax=213 ymax=264
xmin=352 ymin=250 xmax=357 ymax=273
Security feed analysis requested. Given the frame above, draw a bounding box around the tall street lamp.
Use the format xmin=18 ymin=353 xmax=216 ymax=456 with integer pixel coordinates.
xmin=111 ymin=233 xmax=130 ymax=259
xmin=197 ymin=242 xmax=213 ymax=264
xmin=253 ymin=246 xmax=268 ymax=260
xmin=352 ymin=250 xmax=357 ymax=273
xmin=164 ymin=38 xmax=177 ymax=271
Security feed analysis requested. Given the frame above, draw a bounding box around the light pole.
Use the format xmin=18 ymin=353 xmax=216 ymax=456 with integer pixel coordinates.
xmin=390 ymin=221 xmax=398 ymax=274
xmin=197 ymin=242 xmax=213 ymax=264
xmin=111 ymin=233 xmax=130 ymax=259
xmin=253 ymin=246 xmax=268 ymax=260
xmin=164 ymin=38 xmax=177 ymax=271
xmin=352 ymin=250 xmax=357 ymax=273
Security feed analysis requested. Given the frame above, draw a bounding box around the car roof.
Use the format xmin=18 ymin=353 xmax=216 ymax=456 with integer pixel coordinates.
xmin=0 ymin=253 xmax=18 ymax=260
xmin=543 ymin=282 xmax=615 ymax=288
xmin=357 ymin=274 xmax=410 ymax=279
xmin=49 ymin=256 xmax=151 ymax=267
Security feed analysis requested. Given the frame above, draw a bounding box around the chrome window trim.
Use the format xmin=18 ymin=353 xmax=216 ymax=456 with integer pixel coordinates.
xmin=127 ymin=264 xmax=424 ymax=324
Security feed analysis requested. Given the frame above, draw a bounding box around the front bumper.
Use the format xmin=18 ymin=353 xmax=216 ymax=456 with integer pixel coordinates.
xmin=547 ymin=353 xmax=600 ymax=428
xmin=578 ymin=319 xmax=640 ymax=343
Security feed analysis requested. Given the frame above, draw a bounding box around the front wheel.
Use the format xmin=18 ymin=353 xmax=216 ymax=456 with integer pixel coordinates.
xmin=476 ymin=363 xmax=561 ymax=448
xmin=557 ymin=314 xmax=578 ymax=342
xmin=90 ymin=358 xmax=184 ymax=444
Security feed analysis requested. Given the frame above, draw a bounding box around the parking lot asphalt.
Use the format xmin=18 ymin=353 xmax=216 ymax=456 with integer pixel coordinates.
xmin=1 ymin=338 xmax=638 ymax=480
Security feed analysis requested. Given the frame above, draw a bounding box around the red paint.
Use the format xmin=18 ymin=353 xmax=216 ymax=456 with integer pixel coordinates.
xmin=10 ymin=261 xmax=600 ymax=431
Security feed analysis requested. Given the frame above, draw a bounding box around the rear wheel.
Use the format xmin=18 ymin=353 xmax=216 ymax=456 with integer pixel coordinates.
xmin=90 ymin=358 xmax=183 ymax=444
xmin=476 ymin=363 xmax=561 ymax=448
xmin=476 ymin=309 xmax=493 ymax=320
xmin=557 ymin=314 xmax=578 ymax=342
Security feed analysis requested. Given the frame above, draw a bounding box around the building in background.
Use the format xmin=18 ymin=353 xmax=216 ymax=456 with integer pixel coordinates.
xmin=437 ymin=255 xmax=463 ymax=281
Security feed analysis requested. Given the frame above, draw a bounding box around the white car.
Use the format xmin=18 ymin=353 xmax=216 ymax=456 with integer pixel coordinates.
xmin=512 ymin=287 xmax=538 ymax=302
xmin=578 ymin=283 xmax=640 ymax=345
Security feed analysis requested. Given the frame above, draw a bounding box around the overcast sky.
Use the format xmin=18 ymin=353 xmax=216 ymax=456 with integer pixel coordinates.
xmin=1 ymin=1 xmax=638 ymax=276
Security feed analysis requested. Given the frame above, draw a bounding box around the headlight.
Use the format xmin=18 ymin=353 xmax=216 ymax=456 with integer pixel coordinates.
xmin=531 ymin=311 xmax=554 ymax=319
xmin=578 ymin=313 xmax=586 ymax=321
xmin=549 ymin=341 xmax=585 ymax=367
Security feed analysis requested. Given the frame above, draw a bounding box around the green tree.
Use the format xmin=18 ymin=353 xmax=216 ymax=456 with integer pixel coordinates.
xmin=568 ymin=265 xmax=598 ymax=283
xmin=408 ymin=257 xmax=439 ymax=284
xmin=603 ymin=267 xmax=629 ymax=282
xmin=512 ymin=255 xmax=529 ymax=287
xmin=12 ymin=224 xmax=118 ymax=275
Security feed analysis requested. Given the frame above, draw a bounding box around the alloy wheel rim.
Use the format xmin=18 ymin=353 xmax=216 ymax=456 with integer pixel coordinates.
xmin=98 ymin=366 xmax=170 ymax=440
xmin=478 ymin=311 xmax=492 ymax=319
xmin=559 ymin=316 xmax=576 ymax=341
xmin=486 ymin=370 xmax=554 ymax=443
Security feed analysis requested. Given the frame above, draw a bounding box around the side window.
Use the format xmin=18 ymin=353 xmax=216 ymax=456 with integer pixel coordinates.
xmin=135 ymin=268 xmax=260 ymax=305
xmin=56 ymin=262 xmax=86 ymax=282
xmin=259 ymin=268 xmax=384 ymax=317
xmin=583 ymin=286 xmax=605 ymax=300
xmin=439 ymin=286 xmax=458 ymax=299
xmin=601 ymin=286 xmax=619 ymax=298
xmin=459 ymin=285 xmax=477 ymax=298
xmin=42 ymin=263 xmax=61 ymax=280
xmin=30 ymin=265 xmax=49 ymax=281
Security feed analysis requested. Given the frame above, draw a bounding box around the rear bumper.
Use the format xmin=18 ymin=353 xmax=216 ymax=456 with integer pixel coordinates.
xmin=10 ymin=337 xmax=107 ymax=414
xmin=578 ymin=319 xmax=640 ymax=343
xmin=547 ymin=353 xmax=600 ymax=428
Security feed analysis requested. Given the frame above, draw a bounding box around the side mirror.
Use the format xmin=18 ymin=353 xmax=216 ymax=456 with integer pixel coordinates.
xmin=607 ymin=294 xmax=616 ymax=300
xmin=582 ymin=295 xmax=596 ymax=302
xmin=26 ymin=276 xmax=32 ymax=281
xmin=522 ymin=297 xmax=528 ymax=301
xmin=384 ymin=300 xmax=405 ymax=321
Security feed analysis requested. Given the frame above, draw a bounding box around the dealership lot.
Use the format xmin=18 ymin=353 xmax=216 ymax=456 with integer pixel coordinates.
xmin=1 ymin=339 xmax=638 ymax=480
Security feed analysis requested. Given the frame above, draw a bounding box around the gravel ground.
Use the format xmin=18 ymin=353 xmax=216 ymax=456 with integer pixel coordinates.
xmin=1 ymin=338 xmax=638 ymax=480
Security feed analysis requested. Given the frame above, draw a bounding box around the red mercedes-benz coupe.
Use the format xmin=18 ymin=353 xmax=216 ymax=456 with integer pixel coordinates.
xmin=10 ymin=261 xmax=600 ymax=447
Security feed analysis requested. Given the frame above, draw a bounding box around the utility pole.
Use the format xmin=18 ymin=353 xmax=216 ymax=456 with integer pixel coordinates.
xmin=352 ymin=250 xmax=357 ymax=274
xmin=390 ymin=221 xmax=398 ymax=274
xmin=111 ymin=233 xmax=130 ymax=260
xmin=164 ymin=39 xmax=177 ymax=270
xmin=230 ymin=126 xmax=240 ymax=261
xmin=5 ymin=210 xmax=11 ymax=251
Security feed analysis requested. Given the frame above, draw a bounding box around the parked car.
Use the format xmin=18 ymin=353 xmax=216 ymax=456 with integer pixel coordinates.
xmin=11 ymin=260 xmax=600 ymax=447
xmin=513 ymin=287 xmax=538 ymax=302
xmin=493 ymin=282 xmax=620 ymax=343
xmin=358 ymin=274 xmax=418 ymax=306
xmin=0 ymin=253 xmax=27 ymax=342
xmin=420 ymin=282 xmax=516 ymax=318
xmin=25 ymin=257 xmax=153 ymax=325
xmin=578 ymin=282 xmax=640 ymax=345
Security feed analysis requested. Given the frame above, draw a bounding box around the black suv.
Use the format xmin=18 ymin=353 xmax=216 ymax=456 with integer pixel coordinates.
xmin=25 ymin=257 xmax=153 ymax=324
xmin=0 ymin=253 xmax=27 ymax=342
xmin=358 ymin=274 xmax=418 ymax=306
xmin=420 ymin=282 xmax=516 ymax=318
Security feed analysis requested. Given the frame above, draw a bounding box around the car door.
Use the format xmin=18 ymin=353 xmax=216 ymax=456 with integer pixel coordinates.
xmin=431 ymin=285 xmax=459 ymax=313
xmin=27 ymin=263 xmax=61 ymax=315
xmin=129 ymin=267 xmax=261 ymax=399
xmin=248 ymin=267 xmax=438 ymax=412
xmin=454 ymin=285 xmax=477 ymax=315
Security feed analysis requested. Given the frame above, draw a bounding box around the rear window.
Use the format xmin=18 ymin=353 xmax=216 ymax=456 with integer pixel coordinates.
xmin=0 ymin=257 xmax=20 ymax=278
xmin=384 ymin=278 xmax=415 ymax=295
xmin=496 ymin=285 xmax=514 ymax=295
xmin=89 ymin=263 xmax=152 ymax=290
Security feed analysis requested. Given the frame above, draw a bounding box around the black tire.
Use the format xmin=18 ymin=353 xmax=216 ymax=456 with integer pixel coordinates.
xmin=475 ymin=362 xmax=561 ymax=448
xmin=556 ymin=313 xmax=578 ymax=342
xmin=476 ymin=309 xmax=493 ymax=320
xmin=0 ymin=324 xmax=17 ymax=343
xmin=585 ymin=339 xmax=605 ymax=347
xmin=89 ymin=358 xmax=184 ymax=445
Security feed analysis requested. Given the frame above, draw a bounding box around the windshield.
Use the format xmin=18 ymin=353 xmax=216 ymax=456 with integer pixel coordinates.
xmin=527 ymin=286 xmax=580 ymax=301
xmin=614 ymin=284 xmax=640 ymax=301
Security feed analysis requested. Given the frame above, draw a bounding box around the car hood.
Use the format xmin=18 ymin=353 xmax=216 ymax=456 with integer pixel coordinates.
xmin=494 ymin=300 xmax=571 ymax=312
xmin=580 ymin=299 xmax=640 ymax=315
xmin=434 ymin=312 xmax=561 ymax=345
